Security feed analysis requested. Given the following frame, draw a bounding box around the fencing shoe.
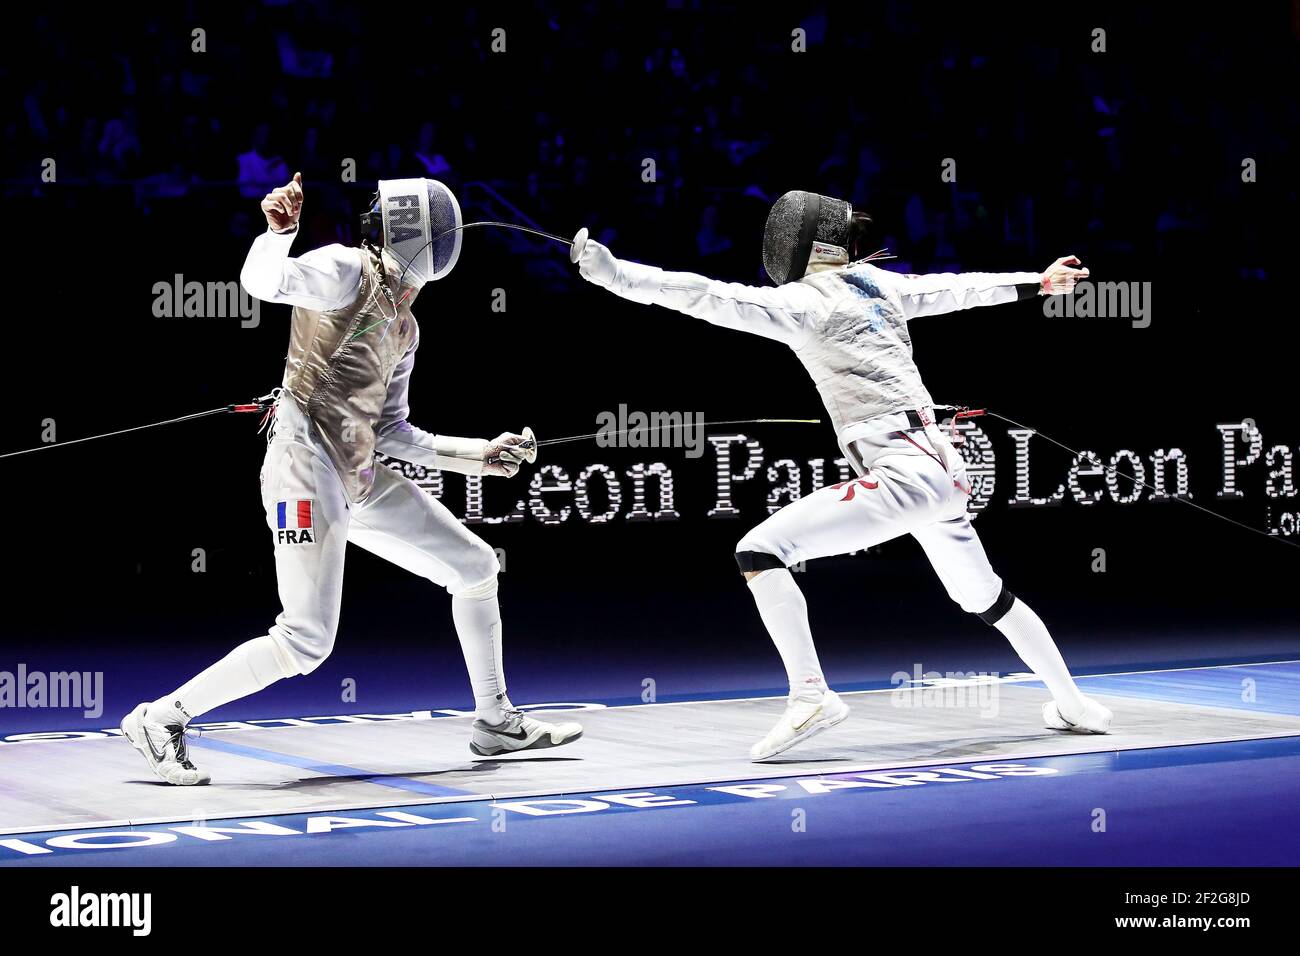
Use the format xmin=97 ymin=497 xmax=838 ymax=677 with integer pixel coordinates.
xmin=470 ymin=708 xmax=584 ymax=756
xmin=121 ymin=702 xmax=211 ymax=786
xmin=750 ymin=689 xmax=850 ymax=761
xmin=1043 ymin=696 xmax=1113 ymax=734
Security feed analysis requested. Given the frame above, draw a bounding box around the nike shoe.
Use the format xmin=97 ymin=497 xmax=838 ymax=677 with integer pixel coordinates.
xmin=120 ymin=702 xmax=211 ymax=786
xmin=469 ymin=708 xmax=584 ymax=756
xmin=1043 ymin=696 xmax=1113 ymax=734
xmin=750 ymin=689 xmax=850 ymax=761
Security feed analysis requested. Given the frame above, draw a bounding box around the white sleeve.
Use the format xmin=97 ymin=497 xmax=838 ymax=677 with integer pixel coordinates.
xmin=888 ymin=270 xmax=1043 ymax=320
xmin=599 ymin=259 xmax=826 ymax=347
xmin=373 ymin=343 xmax=486 ymax=476
xmin=239 ymin=227 xmax=364 ymax=312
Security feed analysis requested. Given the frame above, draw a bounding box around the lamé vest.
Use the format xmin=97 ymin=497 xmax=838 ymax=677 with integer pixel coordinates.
xmin=279 ymin=245 xmax=418 ymax=503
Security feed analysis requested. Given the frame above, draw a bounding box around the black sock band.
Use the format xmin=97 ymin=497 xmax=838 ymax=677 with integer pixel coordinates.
xmin=977 ymin=585 xmax=1017 ymax=625
xmin=735 ymin=550 xmax=787 ymax=573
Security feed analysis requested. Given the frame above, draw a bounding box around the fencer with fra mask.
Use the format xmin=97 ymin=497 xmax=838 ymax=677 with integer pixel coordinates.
xmin=121 ymin=173 xmax=582 ymax=785
xmin=574 ymin=190 xmax=1111 ymax=761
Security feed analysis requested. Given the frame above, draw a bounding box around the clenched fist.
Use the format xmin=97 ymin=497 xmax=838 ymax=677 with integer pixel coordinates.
xmin=261 ymin=172 xmax=304 ymax=234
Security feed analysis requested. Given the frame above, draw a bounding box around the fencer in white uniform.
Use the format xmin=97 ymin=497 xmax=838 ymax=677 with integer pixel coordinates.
xmin=574 ymin=190 xmax=1112 ymax=760
xmin=122 ymin=174 xmax=581 ymax=785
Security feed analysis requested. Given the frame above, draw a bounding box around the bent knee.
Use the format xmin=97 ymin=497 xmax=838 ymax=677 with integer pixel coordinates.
xmin=447 ymin=540 xmax=500 ymax=597
xmin=271 ymin=621 xmax=337 ymax=675
xmin=735 ymin=548 xmax=787 ymax=576
xmin=735 ymin=527 xmax=792 ymax=576
xmin=971 ymin=584 xmax=1015 ymax=624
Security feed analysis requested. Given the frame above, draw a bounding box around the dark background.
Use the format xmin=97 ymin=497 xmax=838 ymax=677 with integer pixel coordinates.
xmin=2 ymin=3 xmax=1296 ymax=725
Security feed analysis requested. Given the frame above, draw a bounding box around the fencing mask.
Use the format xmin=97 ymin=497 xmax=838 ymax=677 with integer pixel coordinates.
xmin=360 ymin=178 xmax=462 ymax=287
xmin=761 ymin=190 xmax=872 ymax=285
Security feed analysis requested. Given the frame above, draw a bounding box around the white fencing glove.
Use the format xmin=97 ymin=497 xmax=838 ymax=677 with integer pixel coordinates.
xmin=574 ymin=229 xmax=620 ymax=288
xmin=483 ymin=426 xmax=538 ymax=477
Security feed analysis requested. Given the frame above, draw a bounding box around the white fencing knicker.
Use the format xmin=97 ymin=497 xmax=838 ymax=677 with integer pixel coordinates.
xmin=735 ymin=419 xmax=1008 ymax=621
xmin=258 ymin=392 xmax=501 ymax=676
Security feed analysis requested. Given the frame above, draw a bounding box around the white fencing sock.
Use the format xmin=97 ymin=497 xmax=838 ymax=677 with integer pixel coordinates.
xmin=151 ymin=635 xmax=294 ymax=725
xmin=993 ymin=598 xmax=1087 ymax=718
xmin=747 ymin=568 xmax=827 ymax=702
xmin=451 ymin=577 xmax=508 ymax=725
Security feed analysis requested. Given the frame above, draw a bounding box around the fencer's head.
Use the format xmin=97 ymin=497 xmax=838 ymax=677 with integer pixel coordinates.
xmin=761 ymin=190 xmax=872 ymax=284
xmin=359 ymin=178 xmax=463 ymax=288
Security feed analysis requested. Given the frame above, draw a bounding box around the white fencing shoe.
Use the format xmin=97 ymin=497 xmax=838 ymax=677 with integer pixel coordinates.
xmin=120 ymin=702 xmax=211 ymax=786
xmin=469 ymin=708 xmax=584 ymax=756
xmin=1043 ymin=696 xmax=1113 ymax=734
xmin=750 ymin=690 xmax=850 ymax=761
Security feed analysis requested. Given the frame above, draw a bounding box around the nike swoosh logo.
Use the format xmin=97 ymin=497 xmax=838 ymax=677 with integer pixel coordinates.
xmin=143 ymin=727 xmax=168 ymax=762
xmin=792 ymin=705 xmax=824 ymax=732
xmin=489 ymin=725 xmax=532 ymax=741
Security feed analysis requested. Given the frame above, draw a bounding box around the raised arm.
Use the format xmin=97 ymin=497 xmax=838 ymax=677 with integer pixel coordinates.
xmin=239 ymin=232 xmax=363 ymax=311
xmin=374 ymin=343 xmax=535 ymax=478
xmin=239 ymin=171 xmax=363 ymax=312
xmin=890 ymin=255 xmax=1089 ymax=320
xmin=575 ymin=234 xmax=827 ymax=347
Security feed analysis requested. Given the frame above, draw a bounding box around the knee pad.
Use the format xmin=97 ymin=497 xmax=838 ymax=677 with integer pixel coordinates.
xmin=975 ymin=585 xmax=1016 ymax=626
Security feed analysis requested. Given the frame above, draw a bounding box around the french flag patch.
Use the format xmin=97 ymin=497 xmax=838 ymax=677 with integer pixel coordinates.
xmin=275 ymin=500 xmax=316 ymax=545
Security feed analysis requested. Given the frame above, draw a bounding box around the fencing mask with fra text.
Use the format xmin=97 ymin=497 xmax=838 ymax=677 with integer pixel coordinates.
xmin=361 ymin=178 xmax=463 ymax=287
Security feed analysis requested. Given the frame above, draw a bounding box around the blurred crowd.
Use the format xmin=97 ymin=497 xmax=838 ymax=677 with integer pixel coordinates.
xmin=6 ymin=2 xmax=1295 ymax=287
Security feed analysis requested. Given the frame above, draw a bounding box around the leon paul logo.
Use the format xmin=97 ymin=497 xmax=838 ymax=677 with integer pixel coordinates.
xmin=275 ymin=499 xmax=315 ymax=545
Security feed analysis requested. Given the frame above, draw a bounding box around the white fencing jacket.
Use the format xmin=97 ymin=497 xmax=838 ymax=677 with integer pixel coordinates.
xmin=590 ymin=258 xmax=1041 ymax=449
xmin=241 ymin=228 xmax=488 ymax=481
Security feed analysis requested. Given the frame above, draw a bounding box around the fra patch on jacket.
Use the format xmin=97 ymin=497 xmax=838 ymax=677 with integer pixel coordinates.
xmin=275 ymin=499 xmax=316 ymax=545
